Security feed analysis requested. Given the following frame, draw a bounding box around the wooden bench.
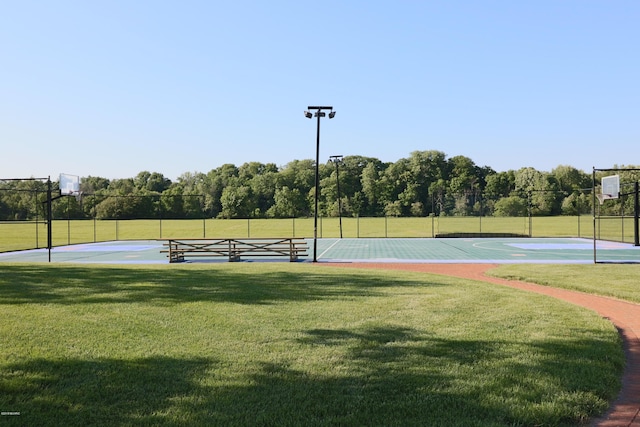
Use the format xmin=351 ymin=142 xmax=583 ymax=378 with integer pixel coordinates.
xmin=163 ymin=238 xmax=308 ymax=263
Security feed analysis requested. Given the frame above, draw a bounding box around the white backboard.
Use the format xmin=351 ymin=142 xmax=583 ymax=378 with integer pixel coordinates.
xmin=601 ymin=175 xmax=620 ymax=199
xmin=59 ymin=173 xmax=80 ymax=195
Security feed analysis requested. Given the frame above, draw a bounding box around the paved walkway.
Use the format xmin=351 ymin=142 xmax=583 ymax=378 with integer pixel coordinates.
xmin=323 ymin=262 xmax=640 ymax=427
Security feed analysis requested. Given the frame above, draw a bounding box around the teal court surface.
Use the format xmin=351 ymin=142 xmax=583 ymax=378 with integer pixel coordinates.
xmin=0 ymin=237 xmax=639 ymax=264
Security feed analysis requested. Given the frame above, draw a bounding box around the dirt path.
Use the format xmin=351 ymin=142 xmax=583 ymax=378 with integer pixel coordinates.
xmin=321 ymin=262 xmax=640 ymax=427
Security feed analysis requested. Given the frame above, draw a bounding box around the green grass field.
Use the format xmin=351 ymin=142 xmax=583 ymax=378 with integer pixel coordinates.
xmin=489 ymin=263 xmax=640 ymax=303
xmin=1 ymin=215 xmax=637 ymax=253
xmin=0 ymin=263 xmax=625 ymax=426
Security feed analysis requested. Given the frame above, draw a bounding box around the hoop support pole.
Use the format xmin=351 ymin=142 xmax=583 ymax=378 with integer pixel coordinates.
xmin=635 ymin=181 xmax=639 ymax=246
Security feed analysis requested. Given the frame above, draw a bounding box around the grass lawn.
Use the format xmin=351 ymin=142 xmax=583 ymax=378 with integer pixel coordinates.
xmin=0 ymin=263 xmax=623 ymax=426
xmin=488 ymin=263 xmax=640 ymax=304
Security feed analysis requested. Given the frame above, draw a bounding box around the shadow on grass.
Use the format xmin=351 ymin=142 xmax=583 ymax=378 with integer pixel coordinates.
xmin=294 ymin=325 xmax=620 ymax=426
xmin=0 ymin=325 xmax=621 ymax=426
xmin=0 ymin=356 xmax=212 ymax=427
xmin=0 ymin=264 xmax=445 ymax=306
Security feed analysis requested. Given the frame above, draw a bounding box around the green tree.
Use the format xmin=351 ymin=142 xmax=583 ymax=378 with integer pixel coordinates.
xmin=551 ymin=165 xmax=590 ymax=194
xmin=277 ymin=160 xmax=316 ymax=194
xmin=408 ymin=150 xmax=447 ymax=213
xmin=360 ymin=161 xmax=386 ymax=216
xmin=515 ymin=167 xmax=561 ymax=215
xmin=483 ymin=171 xmax=516 ymax=215
xmin=324 ymin=156 xmax=380 ymax=216
xmin=447 ymin=156 xmax=487 ymax=216
xmin=379 ymin=158 xmax=413 ymax=216
xmin=204 ymin=164 xmax=240 ymax=217
xmin=561 ymin=192 xmax=591 ymax=215
xmin=108 ymin=178 xmax=135 ymax=195
xmin=81 ymin=176 xmax=110 ymax=194
xmin=219 ymin=185 xmax=253 ymax=219
xmin=174 ymin=172 xmax=216 ymax=217
xmin=267 ymin=186 xmax=306 ymax=218
xmin=493 ymin=195 xmax=528 ymax=216
xmin=484 ymin=171 xmax=515 ymax=200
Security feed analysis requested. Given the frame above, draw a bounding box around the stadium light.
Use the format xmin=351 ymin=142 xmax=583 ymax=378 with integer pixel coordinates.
xmin=306 ymin=106 xmax=336 ymax=262
xmin=330 ymin=155 xmax=344 ymax=239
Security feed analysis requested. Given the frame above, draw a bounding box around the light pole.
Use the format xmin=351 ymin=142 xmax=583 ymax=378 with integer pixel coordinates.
xmin=305 ymin=106 xmax=335 ymax=262
xmin=329 ymin=155 xmax=344 ymax=238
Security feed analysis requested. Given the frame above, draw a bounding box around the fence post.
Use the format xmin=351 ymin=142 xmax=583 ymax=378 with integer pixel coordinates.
xmin=635 ymin=181 xmax=639 ymax=246
xmin=67 ymin=196 xmax=71 ymax=245
xmin=431 ymin=215 xmax=434 ymax=238
xmin=47 ymin=177 xmax=52 ymax=259
xmin=385 ymin=216 xmax=388 ymax=238
xmin=621 ymin=204 xmax=624 ymax=243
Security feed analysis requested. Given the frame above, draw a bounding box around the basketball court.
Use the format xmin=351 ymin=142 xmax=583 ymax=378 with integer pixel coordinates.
xmin=0 ymin=237 xmax=638 ymax=264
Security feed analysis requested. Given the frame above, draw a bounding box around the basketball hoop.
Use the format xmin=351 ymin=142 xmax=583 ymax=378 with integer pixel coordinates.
xmin=596 ymin=193 xmax=614 ymax=205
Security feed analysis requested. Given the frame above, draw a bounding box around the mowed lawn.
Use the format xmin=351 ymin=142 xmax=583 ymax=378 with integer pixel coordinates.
xmin=489 ymin=264 xmax=640 ymax=304
xmin=0 ymin=263 xmax=624 ymax=426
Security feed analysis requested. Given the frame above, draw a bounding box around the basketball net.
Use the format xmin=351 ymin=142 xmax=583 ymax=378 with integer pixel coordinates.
xmin=596 ymin=193 xmax=614 ymax=205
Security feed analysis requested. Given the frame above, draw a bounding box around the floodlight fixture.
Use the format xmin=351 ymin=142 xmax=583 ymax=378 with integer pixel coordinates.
xmin=304 ymin=111 xmax=313 ymax=119
xmin=328 ymin=111 xmax=336 ymax=119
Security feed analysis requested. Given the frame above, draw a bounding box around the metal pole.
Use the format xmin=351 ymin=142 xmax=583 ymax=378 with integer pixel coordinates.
xmin=313 ymin=112 xmax=321 ymax=262
xmin=306 ymin=106 xmax=334 ymax=261
xmin=67 ymin=196 xmax=71 ymax=245
xmin=528 ymin=191 xmax=532 ymax=237
xmin=592 ymin=167 xmax=596 ymax=263
xmin=159 ymin=196 xmax=163 ymax=239
xmin=47 ymin=177 xmax=52 ymax=262
xmin=201 ymin=195 xmax=206 ymax=238
xmin=35 ymin=189 xmax=39 ymax=248
xmin=330 ymin=155 xmax=344 ymax=239
xmin=336 ymin=160 xmax=342 ymax=238
xmin=634 ymin=181 xmax=639 ymax=246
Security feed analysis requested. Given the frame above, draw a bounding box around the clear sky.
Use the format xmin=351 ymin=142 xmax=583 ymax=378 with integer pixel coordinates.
xmin=1 ymin=1 xmax=638 ymax=181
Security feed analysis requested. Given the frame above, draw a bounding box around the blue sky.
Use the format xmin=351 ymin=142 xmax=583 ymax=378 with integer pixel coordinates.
xmin=1 ymin=1 xmax=638 ymax=181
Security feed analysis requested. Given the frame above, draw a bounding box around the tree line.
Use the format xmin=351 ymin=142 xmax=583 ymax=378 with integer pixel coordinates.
xmin=1 ymin=150 xmax=638 ymax=221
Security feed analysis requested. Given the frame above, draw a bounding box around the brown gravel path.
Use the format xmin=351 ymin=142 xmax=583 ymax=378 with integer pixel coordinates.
xmin=321 ymin=262 xmax=640 ymax=427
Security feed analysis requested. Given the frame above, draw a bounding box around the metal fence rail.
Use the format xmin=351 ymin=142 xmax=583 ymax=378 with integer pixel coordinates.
xmin=3 ymin=215 xmax=635 ymax=254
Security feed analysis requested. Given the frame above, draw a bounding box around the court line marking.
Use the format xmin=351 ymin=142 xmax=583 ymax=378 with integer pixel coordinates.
xmin=318 ymin=238 xmax=341 ymax=259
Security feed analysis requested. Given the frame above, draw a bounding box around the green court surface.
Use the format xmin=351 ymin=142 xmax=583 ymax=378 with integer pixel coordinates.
xmin=0 ymin=237 xmax=638 ymax=264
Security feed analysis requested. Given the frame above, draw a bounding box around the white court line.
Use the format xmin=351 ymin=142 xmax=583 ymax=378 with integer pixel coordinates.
xmin=318 ymin=239 xmax=342 ymax=259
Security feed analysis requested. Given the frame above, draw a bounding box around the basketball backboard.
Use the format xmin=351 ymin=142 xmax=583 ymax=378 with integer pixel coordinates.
xmin=601 ymin=175 xmax=620 ymax=199
xmin=59 ymin=173 xmax=80 ymax=195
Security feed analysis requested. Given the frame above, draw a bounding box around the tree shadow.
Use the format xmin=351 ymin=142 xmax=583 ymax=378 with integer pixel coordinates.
xmin=0 ymin=325 xmax=622 ymax=426
xmin=0 ymin=265 xmax=623 ymax=425
xmin=0 ymin=356 xmax=213 ymax=427
xmin=0 ymin=264 xmax=446 ymax=306
xmin=292 ymin=325 xmax=621 ymax=426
